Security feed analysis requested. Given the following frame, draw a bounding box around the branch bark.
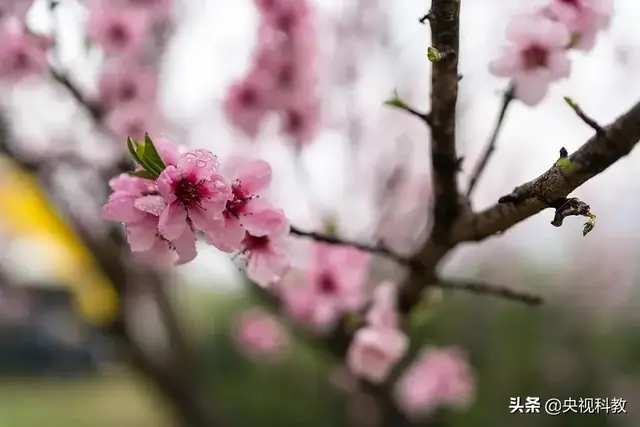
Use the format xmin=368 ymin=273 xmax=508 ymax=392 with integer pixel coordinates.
xmin=452 ymin=99 xmax=640 ymax=243
xmin=428 ymin=0 xmax=462 ymax=238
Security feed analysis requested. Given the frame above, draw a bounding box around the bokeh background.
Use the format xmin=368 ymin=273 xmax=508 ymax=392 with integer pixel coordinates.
xmin=1 ymin=0 xmax=640 ymax=426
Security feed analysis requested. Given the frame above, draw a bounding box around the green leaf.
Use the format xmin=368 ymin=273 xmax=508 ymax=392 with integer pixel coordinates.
xmin=563 ymin=96 xmax=579 ymax=113
xmin=384 ymin=89 xmax=408 ymax=109
xmin=140 ymin=132 xmax=167 ymax=175
xmin=126 ymin=136 xmax=143 ymax=165
xmin=128 ymin=170 xmax=157 ymax=180
xmin=426 ymin=46 xmax=441 ymax=63
xmin=582 ymin=214 xmax=596 ymax=237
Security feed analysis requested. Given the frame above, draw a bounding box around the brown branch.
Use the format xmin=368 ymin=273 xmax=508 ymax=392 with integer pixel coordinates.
xmin=289 ymin=225 xmax=412 ymax=267
xmin=435 ymin=279 xmax=543 ymax=305
xmin=466 ymin=86 xmax=514 ymax=197
xmin=398 ymin=99 xmax=640 ymax=314
xmin=428 ymin=0 xmax=462 ymax=239
xmin=453 ymin=100 xmax=640 ymax=243
xmin=564 ymin=97 xmax=607 ymax=137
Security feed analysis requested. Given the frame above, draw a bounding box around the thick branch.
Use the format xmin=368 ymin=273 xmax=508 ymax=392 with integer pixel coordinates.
xmin=452 ymin=100 xmax=640 ymax=243
xmin=428 ymin=0 xmax=461 ymax=237
xmin=289 ymin=225 xmax=411 ymax=267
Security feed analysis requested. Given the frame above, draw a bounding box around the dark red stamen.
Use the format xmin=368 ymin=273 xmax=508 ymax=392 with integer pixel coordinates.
xmin=175 ymin=178 xmax=206 ymax=209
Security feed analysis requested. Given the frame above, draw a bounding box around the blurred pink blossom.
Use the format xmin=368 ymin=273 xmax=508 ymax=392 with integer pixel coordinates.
xmin=240 ymin=229 xmax=291 ymax=287
xmin=97 ymin=62 xmax=158 ymax=111
xmin=0 ymin=18 xmax=50 ymax=81
xmin=366 ymin=282 xmax=400 ymax=329
xmin=347 ymin=326 xmax=408 ymax=384
xmin=489 ymin=13 xmax=571 ymax=106
xmin=544 ymin=0 xmax=612 ymax=51
xmin=232 ymin=307 xmax=290 ymax=360
xmin=87 ymin=1 xmax=150 ymax=57
xmin=119 ymin=0 xmax=173 ymax=23
xmin=281 ymin=243 xmax=370 ymax=331
xmin=104 ymin=102 xmax=160 ymax=141
xmin=395 ymin=347 xmax=475 ymax=419
xmin=224 ymin=0 xmax=319 ymax=146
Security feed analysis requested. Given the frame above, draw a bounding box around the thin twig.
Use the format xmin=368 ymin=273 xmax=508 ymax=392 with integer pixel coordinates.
xmin=289 ymin=225 xmax=411 ymax=267
xmin=564 ymin=97 xmax=607 ymax=137
xmin=466 ymin=86 xmax=515 ymax=197
xmin=435 ymin=279 xmax=543 ymax=305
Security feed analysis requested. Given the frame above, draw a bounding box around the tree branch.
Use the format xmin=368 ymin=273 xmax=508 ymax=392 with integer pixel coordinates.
xmin=289 ymin=225 xmax=412 ymax=267
xmin=564 ymin=97 xmax=606 ymax=136
xmin=466 ymin=86 xmax=514 ymax=197
xmin=453 ymin=99 xmax=640 ymax=243
xmin=435 ymin=279 xmax=543 ymax=305
xmin=428 ymin=0 xmax=462 ymax=238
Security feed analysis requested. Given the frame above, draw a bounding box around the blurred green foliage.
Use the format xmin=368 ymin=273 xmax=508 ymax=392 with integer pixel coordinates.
xmin=2 ymin=281 xmax=639 ymax=427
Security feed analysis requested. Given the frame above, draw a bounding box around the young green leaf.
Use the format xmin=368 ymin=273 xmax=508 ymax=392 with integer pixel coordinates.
xmin=141 ymin=133 xmax=167 ymax=175
xmin=127 ymin=136 xmax=144 ymax=165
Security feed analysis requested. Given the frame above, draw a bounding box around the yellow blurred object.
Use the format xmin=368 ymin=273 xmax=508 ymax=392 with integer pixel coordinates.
xmin=0 ymin=156 xmax=118 ymax=325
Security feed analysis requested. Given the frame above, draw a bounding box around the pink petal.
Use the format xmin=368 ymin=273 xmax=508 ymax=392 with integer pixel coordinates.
xmin=127 ymin=219 xmax=159 ymax=252
xmin=134 ymin=195 xmax=166 ymax=216
xmin=514 ymin=73 xmax=549 ymax=106
xmin=178 ymin=149 xmax=219 ymax=181
xmin=206 ymin=217 xmax=246 ymax=253
xmin=157 ymin=166 xmax=182 ymax=202
xmin=102 ymin=195 xmax=145 ymax=223
xmin=159 ymin=202 xmax=188 ymax=240
xmin=240 ymin=201 xmax=288 ymax=237
xmin=174 ymin=228 xmax=198 ymax=265
xmin=237 ymin=159 xmax=272 ymax=194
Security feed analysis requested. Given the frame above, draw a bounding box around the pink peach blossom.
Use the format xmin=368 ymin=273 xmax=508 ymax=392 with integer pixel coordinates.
xmin=87 ymin=1 xmax=150 ymax=57
xmin=205 ymin=157 xmax=287 ymax=252
xmin=366 ymin=282 xmax=400 ymax=329
xmin=102 ymin=173 xmax=197 ymax=265
xmin=489 ymin=14 xmax=571 ymax=106
xmin=156 ymin=150 xmax=231 ymax=240
xmin=223 ymin=78 xmax=269 ymax=138
xmin=232 ymin=308 xmax=290 ymax=359
xmin=240 ymin=229 xmax=291 ymax=287
xmin=281 ymin=102 xmax=318 ymax=147
xmin=0 ymin=18 xmax=50 ymax=81
xmin=280 ymin=243 xmax=370 ymax=331
xmin=127 ymin=209 xmax=197 ymax=266
xmin=545 ymin=0 xmax=612 ymax=51
xmin=102 ymin=173 xmax=157 ymax=224
xmin=97 ymin=62 xmax=158 ymax=110
xmin=395 ymin=347 xmax=475 ymax=419
xmin=120 ymin=0 xmax=173 ymax=23
xmin=224 ymin=0 xmax=318 ymax=145
xmin=347 ymin=326 xmax=409 ymax=384
xmin=105 ymin=102 xmax=159 ymax=141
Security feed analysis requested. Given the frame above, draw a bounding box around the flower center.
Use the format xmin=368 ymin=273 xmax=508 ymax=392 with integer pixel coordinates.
xmin=175 ymin=178 xmax=206 ymax=208
xmin=559 ymin=0 xmax=580 ymax=6
xmin=317 ymin=272 xmax=337 ymax=295
xmin=120 ymin=82 xmax=137 ymax=101
xmin=239 ymin=86 xmax=259 ymax=107
xmin=522 ymin=45 xmax=548 ymax=70
xmin=243 ymin=234 xmax=270 ymax=251
xmin=108 ymin=24 xmax=129 ymax=46
xmin=11 ymin=50 xmax=30 ymax=71
xmin=225 ymin=182 xmax=250 ymax=218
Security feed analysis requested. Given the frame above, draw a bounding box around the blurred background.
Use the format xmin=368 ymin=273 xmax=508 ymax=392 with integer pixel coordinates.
xmin=1 ymin=0 xmax=640 ymax=426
